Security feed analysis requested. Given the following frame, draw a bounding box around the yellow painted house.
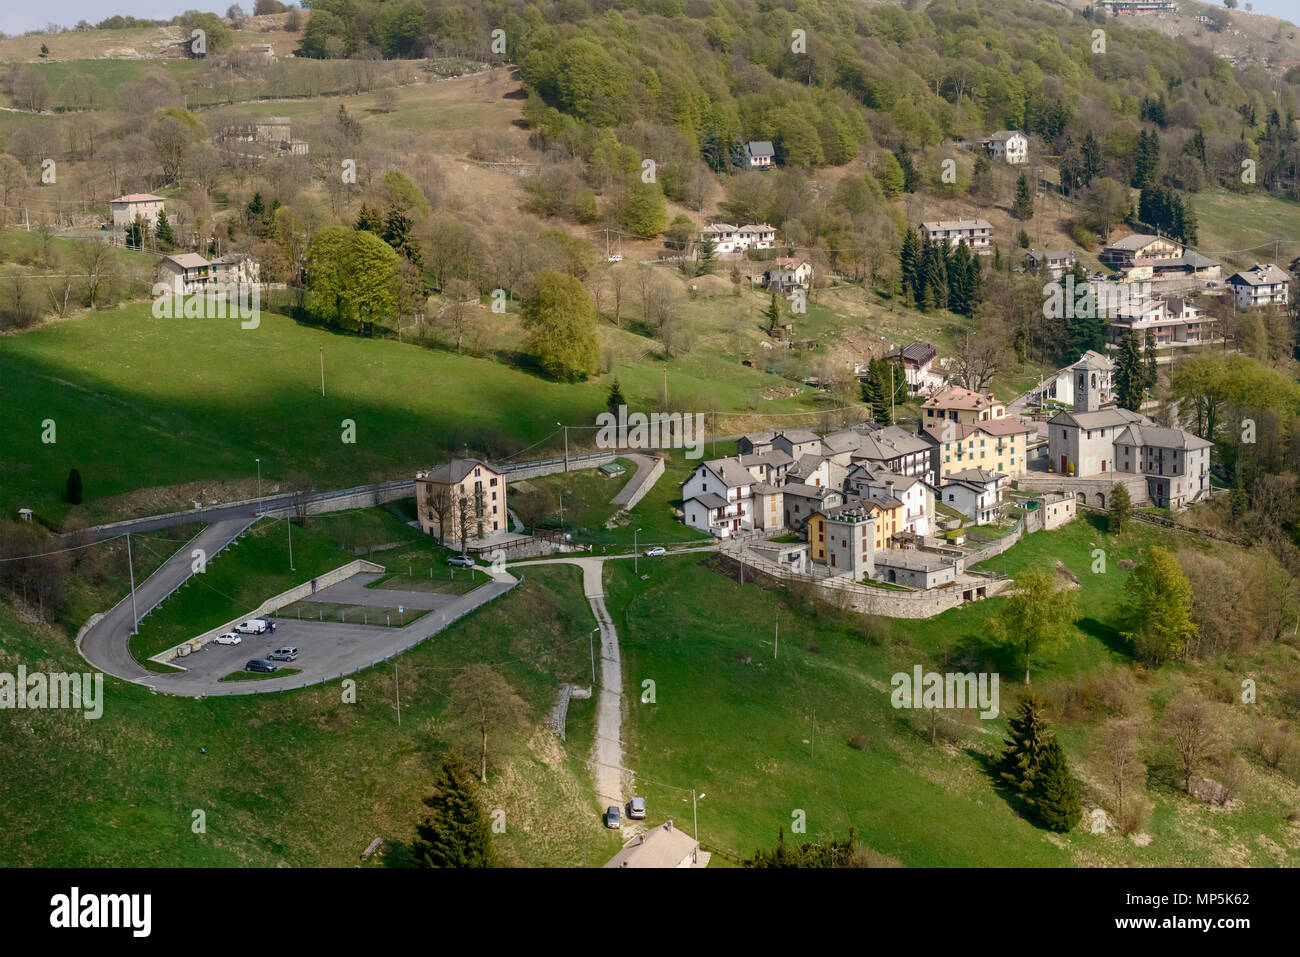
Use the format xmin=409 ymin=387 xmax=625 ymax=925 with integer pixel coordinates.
xmin=925 ymin=419 xmax=1033 ymax=479
xmin=808 ymin=495 xmax=904 ymax=560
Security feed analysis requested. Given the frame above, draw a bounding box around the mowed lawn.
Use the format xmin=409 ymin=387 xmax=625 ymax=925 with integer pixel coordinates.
xmin=605 ymin=517 xmax=1300 ymax=867
xmin=0 ymin=306 xmax=813 ymax=524
xmin=0 ymin=563 xmax=621 ymax=867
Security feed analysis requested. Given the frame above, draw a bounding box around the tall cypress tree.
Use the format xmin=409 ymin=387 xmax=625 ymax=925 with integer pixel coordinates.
xmin=412 ymin=751 xmax=492 ymax=868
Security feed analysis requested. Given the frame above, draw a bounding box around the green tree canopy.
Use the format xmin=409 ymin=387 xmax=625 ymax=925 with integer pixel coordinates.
xmin=411 ymin=751 xmax=491 ymax=868
xmin=521 ymin=270 xmax=600 ymax=381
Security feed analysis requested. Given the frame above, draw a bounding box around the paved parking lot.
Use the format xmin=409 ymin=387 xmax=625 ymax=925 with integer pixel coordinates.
xmin=294 ymin=572 xmax=464 ymax=611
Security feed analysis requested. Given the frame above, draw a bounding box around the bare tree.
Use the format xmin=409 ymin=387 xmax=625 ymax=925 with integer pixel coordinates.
xmin=456 ymin=487 xmax=473 ymax=553
xmin=1099 ymin=718 xmax=1146 ymax=817
xmin=425 ymin=484 xmax=455 ymax=546
xmin=438 ymin=279 xmax=477 ymax=354
xmin=1164 ymin=692 xmax=1224 ymax=792
xmin=76 ymin=240 xmax=114 ymax=308
xmin=447 ymin=664 xmax=531 ymax=783
xmin=951 ymin=332 xmax=1004 ymax=394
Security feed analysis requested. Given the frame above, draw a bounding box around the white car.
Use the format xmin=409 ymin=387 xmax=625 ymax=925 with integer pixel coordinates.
xmin=606 ymin=254 xmax=623 ymax=263
xmin=643 ymin=546 xmax=666 ymax=557
xmin=213 ymin=632 xmax=241 ymax=646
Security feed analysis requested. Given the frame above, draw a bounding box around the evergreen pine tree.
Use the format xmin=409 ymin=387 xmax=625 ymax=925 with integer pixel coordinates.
xmin=764 ymin=291 xmax=782 ymax=335
xmin=355 ymin=203 xmax=382 ymax=233
xmin=1014 ymin=173 xmax=1035 ymax=220
xmin=606 ymin=377 xmax=626 ymax=415
xmin=899 ymin=228 xmax=920 ymax=302
xmin=865 ymin=357 xmax=894 ymax=425
xmin=696 ymin=236 xmax=717 ymax=276
xmin=65 ymin=468 xmax=83 ymax=505
xmin=1114 ymin=330 xmax=1146 ymax=411
xmin=155 ymin=211 xmax=174 ymax=247
xmin=966 ymin=253 xmax=984 ymax=313
xmin=997 ymin=694 xmax=1051 ymax=795
xmin=412 ymin=751 xmax=492 ymax=868
xmin=920 ymin=239 xmax=947 ymax=311
xmin=1029 ymin=736 xmax=1082 ymax=832
xmin=1081 ymin=130 xmax=1103 ymax=184
xmin=947 ymin=242 xmax=972 ymax=314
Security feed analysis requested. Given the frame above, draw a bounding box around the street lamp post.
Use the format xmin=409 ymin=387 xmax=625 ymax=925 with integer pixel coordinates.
xmin=255 ymin=457 xmax=262 ymax=514
xmin=589 ymin=626 xmax=598 ymax=685
xmin=634 ymin=527 xmax=642 ymax=574
xmin=288 ymin=518 xmax=295 ymax=571
xmin=556 ymin=421 xmax=568 ymax=473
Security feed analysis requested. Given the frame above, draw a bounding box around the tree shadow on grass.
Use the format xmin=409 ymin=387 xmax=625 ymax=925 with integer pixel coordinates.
xmin=965 ymin=745 xmax=1038 ymax=825
xmin=1076 ymin=615 xmax=1132 ymax=660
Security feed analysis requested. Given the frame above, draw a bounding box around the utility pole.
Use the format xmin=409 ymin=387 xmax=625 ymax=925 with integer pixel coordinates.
xmin=319 ymin=347 xmax=325 ymax=397
xmin=255 ymin=458 xmax=262 ymax=514
xmin=395 ymin=661 xmax=401 ymax=727
xmin=288 ymin=518 xmax=295 ymax=571
xmin=692 ymin=788 xmax=698 ymax=841
xmin=126 ymin=533 xmax=138 ymax=635
xmin=774 ymin=614 xmax=779 ymax=660
xmin=556 ymin=421 xmax=568 ymax=472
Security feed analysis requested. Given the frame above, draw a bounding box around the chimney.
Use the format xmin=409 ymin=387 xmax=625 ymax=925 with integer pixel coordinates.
xmin=886 ymin=480 xmax=895 ymax=500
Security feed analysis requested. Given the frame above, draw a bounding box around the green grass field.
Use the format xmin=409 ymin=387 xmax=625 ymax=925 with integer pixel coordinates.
xmin=604 ymin=517 xmax=1300 ymax=867
xmin=0 ymin=306 xmax=823 ymax=526
xmin=0 ymin=562 xmax=619 ymax=866
xmin=1191 ymin=188 xmax=1300 ymax=272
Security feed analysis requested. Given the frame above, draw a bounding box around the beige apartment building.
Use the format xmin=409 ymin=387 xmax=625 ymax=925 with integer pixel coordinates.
xmin=415 ymin=458 xmax=507 ymax=544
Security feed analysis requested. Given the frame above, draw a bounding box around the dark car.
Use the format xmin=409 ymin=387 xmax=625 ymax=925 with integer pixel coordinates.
xmin=605 ymin=805 xmax=621 ymax=829
xmin=245 ymin=659 xmax=278 ymax=673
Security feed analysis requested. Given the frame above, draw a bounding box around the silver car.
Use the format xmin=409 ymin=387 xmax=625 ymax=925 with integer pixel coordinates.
xmin=628 ymin=797 xmax=646 ymax=820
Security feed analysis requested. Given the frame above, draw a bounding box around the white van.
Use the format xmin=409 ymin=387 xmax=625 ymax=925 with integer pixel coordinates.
xmin=235 ymin=619 xmax=268 ymax=635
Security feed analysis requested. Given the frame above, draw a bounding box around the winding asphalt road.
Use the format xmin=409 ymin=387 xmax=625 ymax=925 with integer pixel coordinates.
xmin=77 ymin=516 xmax=517 ymax=697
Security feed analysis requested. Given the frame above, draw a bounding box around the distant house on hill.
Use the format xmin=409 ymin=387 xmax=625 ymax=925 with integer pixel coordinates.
xmin=764 ymin=258 xmax=812 ymax=292
xmin=1025 ymin=249 xmax=1075 ymax=278
xmin=110 ymin=193 xmax=165 ymax=229
xmin=744 ymin=140 xmax=775 ymax=169
xmin=1226 ymin=263 xmax=1291 ymax=310
xmin=887 ymin=341 xmax=943 ymax=394
xmin=920 ymin=218 xmax=992 ymax=253
xmin=1099 ymin=233 xmax=1183 ymax=269
xmin=1107 ymin=296 xmax=1217 ymax=347
xmin=981 ymin=130 xmax=1028 ymax=164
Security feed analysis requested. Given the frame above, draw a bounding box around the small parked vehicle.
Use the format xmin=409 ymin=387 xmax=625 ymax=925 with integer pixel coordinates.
xmin=643 ymin=546 xmax=666 ymax=557
xmin=605 ymin=805 xmax=621 ymax=829
xmin=245 ymin=659 xmax=278 ymax=673
xmin=213 ymin=632 xmax=242 ymax=646
xmin=235 ymin=620 xmax=268 ymax=635
xmin=628 ymin=796 xmax=646 ymax=820
xmin=268 ymin=646 xmax=298 ymax=662
xmin=447 ymin=555 xmax=475 ymax=568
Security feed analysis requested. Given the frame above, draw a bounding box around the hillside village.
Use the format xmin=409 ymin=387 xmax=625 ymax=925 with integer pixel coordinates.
xmin=1 ymin=0 xmax=1300 ymax=884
